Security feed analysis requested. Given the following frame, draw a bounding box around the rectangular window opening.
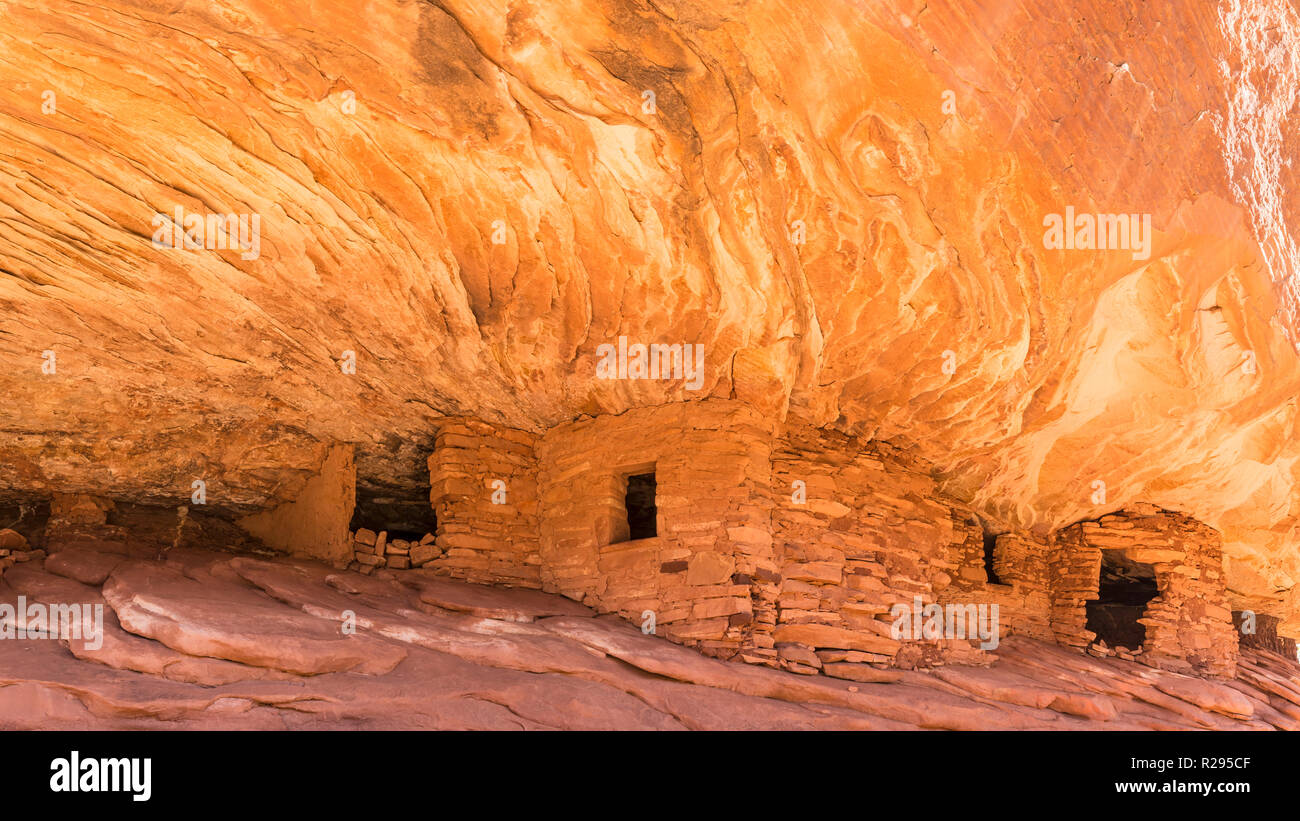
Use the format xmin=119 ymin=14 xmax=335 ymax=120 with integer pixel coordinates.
xmin=624 ymin=471 xmax=657 ymax=541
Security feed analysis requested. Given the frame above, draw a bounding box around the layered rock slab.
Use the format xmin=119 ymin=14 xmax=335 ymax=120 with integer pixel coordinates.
xmin=1 ymin=543 xmax=1299 ymax=730
xmin=101 ymin=562 xmax=408 ymax=676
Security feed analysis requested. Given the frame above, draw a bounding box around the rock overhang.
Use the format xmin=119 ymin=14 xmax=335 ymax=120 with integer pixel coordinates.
xmin=0 ymin=1 xmax=1298 ymax=620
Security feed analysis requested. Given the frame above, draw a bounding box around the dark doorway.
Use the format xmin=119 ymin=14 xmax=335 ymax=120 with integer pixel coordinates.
xmin=624 ymin=472 xmax=657 ymax=541
xmin=1086 ymin=550 xmax=1158 ymax=650
xmin=350 ymin=436 xmax=439 ymax=543
xmin=349 ymin=483 xmax=437 ymax=544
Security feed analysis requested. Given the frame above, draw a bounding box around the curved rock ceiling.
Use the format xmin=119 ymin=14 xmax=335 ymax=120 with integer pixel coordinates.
xmin=1 ymin=0 xmax=1299 ymax=617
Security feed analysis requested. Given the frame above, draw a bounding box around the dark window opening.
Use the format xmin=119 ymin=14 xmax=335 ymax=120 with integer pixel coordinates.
xmin=624 ymin=472 xmax=657 ymax=541
xmin=982 ymin=529 xmax=1002 ymax=585
xmin=1086 ymin=550 xmax=1158 ymax=651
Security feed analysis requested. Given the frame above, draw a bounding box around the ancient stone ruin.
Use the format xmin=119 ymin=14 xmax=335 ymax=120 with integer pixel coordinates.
xmin=288 ymin=403 xmax=1248 ymax=682
xmin=2 ymin=0 xmax=1300 ymax=733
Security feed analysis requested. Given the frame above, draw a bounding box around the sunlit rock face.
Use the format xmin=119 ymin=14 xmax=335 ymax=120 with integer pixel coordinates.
xmin=1 ymin=1 xmax=1299 ymax=623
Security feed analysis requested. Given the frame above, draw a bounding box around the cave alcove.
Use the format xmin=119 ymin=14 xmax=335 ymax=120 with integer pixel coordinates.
xmin=349 ymin=481 xmax=438 ymax=543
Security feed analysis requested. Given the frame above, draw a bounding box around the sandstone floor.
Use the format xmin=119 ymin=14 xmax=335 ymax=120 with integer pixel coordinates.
xmin=0 ymin=541 xmax=1295 ymax=731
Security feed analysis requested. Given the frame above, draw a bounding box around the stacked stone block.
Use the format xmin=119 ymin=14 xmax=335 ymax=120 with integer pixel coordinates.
xmin=535 ymin=400 xmax=777 ymax=661
xmin=1235 ymin=612 xmax=1298 ymax=660
xmin=0 ymin=528 xmax=41 ymax=575
xmin=425 ymin=418 xmax=542 ymax=588
xmin=941 ymin=514 xmax=1055 ymax=644
xmin=1051 ymin=505 xmax=1238 ymax=678
xmin=347 ymin=528 xmax=439 ymax=574
xmin=393 ymin=408 xmax=1245 ymax=681
xmin=770 ymin=424 xmax=1033 ymax=674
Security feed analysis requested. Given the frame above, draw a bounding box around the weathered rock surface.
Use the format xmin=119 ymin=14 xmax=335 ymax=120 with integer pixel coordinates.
xmin=102 ymin=562 xmax=408 ymax=675
xmin=1 ymin=1 xmax=1299 ymax=624
xmin=1 ymin=543 xmax=1299 ymax=730
xmin=399 ymin=571 xmax=594 ymax=622
xmin=44 ymin=547 xmax=125 ymax=586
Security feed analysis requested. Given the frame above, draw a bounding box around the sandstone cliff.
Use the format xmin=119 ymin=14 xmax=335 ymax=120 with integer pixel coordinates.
xmin=2 ymin=0 xmax=1300 ymax=630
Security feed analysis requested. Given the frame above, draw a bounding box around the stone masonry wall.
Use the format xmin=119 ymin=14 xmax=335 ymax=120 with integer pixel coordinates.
xmin=1235 ymin=612 xmax=1298 ymax=660
xmin=348 ymin=527 xmax=440 ymax=573
xmin=770 ymin=423 xmax=1053 ymax=675
xmin=404 ymin=409 xmax=1239 ymax=681
xmin=941 ymin=513 xmax=1055 ymax=644
xmin=535 ymin=400 xmax=776 ymax=660
xmin=1047 ymin=522 xmax=1100 ymax=650
xmin=425 ymin=418 xmax=542 ymax=588
xmin=1051 ymin=505 xmax=1239 ymax=678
